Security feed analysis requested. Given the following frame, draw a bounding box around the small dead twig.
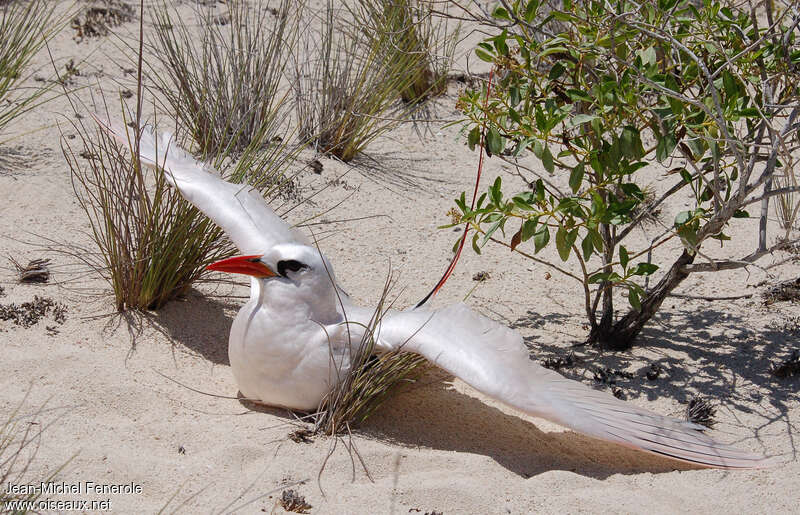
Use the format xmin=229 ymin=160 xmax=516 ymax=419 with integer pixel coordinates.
xmin=9 ymin=257 xmax=51 ymax=283
xmin=669 ymin=293 xmax=753 ymax=301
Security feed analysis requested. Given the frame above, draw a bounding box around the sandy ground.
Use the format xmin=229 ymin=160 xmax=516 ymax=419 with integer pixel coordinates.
xmin=1 ymin=1 xmax=799 ymax=513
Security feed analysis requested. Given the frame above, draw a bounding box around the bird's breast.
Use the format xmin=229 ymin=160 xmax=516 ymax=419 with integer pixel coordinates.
xmin=226 ymin=300 xmax=349 ymax=411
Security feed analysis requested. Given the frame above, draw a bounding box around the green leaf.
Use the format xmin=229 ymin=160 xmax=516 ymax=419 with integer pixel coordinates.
xmin=521 ymin=218 xmax=538 ymax=241
xmin=486 ymin=127 xmax=504 ymax=156
xmin=493 ymin=32 xmax=509 ymax=55
xmin=588 ymin=272 xmax=612 ymax=284
xmin=534 ymin=179 xmax=545 ymax=202
xmin=619 ymin=183 xmax=643 ymax=200
xmin=475 ymin=48 xmax=495 ymax=63
xmin=471 ymin=232 xmax=482 ymax=254
xmin=548 ymin=62 xmax=566 ymax=81
xmin=533 ymin=225 xmax=550 ymax=253
xmin=619 ymin=245 xmax=629 ymax=270
xmin=492 ymin=6 xmax=511 ymax=20
xmin=628 ymin=287 xmax=641 ymax=311
xmin=733 ymin=209 xmax=750 ymax=218
xmin=619 ymin=126 xmax=645 ymax=159
xmin=674 ymin=210 xmax=692 ymax=226
xmin=568 ymin=163 xmax=584 ymax=193
xmin=638 ymin=46 xmax=657 ymax=67
xmin=524 ymin=0 xmax=539 ymax=22
xmin=581 ymin=234 xmax=594 ymax=260
xmin=482 ymin=219 xmax=503 ymax=246
xmin=541 ymin=146 xmax=554 ymax=173
xmin=490 ymin=176 xmax=503 ymax=206
xmin=630 ymin=262 xmax=658 ymax=276
xmin=467 ymin=126 xmax=481 ymax=151
xmin=566 ymin=89 xmax=592 ymax=102
xmin=555 ymin=226 xmax=570 ymax=261
xmin=570 ymin=114 xmax=598 ymax=126
xmin=656 ymin=133 xmax=677 ymax=162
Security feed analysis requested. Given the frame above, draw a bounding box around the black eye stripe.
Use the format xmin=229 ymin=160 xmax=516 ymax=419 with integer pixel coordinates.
xmin=277 ymin=259 xmax=307 ymax=277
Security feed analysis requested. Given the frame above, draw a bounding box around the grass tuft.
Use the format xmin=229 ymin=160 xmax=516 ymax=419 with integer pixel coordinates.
xmin=293 ymin=1 xmax=435 ymax=162
xmin=148 ymin=0 xmax=299 ymax=158
xmin=63 ymin=111 xmax=300 ymax=311
xmin=313 ymin=273 xmax=427 ymax=435
xmin=0 ymin=0 xmax=63 ymax=142
xmin=357 ymin=0 xmax=460 ymax=104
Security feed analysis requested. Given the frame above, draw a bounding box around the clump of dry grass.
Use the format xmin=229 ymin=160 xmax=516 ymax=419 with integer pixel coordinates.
xmin=0 ymin=0 xmax=63 ymax=142
xmin=357 ymin=0 xmax=460 ymax=103
xmin=148 ymin=0 xmax=298 ymax=158
xmin=293 ymin=1 xmax=433 ymax=162
xmin=63 ymin=110 xmax=299 ymax=311
xmin=313 ymin=274 xmax=427 ymax=435
xmin=62 ymin=114 xmax=227 ymax=311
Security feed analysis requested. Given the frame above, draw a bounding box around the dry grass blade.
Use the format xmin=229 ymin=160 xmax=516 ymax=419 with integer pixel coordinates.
xmin=313 ymin=272 xmax=427 ymax=436
xmin=293 ymin=1 xmax=433 ymax=162
xmin=148 ymin=0 xmax=299 ymax=158
xmin=0 ymin=0 xmax=66 ymax=142
xmin=1 ymin=393 xmax=73 ymax=513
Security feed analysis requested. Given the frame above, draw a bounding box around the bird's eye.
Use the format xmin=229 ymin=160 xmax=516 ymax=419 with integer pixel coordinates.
xmin=277 ymin=259 xmax=307 ymax=277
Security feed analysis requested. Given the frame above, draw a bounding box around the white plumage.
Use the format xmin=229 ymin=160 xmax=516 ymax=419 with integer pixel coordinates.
xmin=95 ymin=116 xmax=772 ymax=469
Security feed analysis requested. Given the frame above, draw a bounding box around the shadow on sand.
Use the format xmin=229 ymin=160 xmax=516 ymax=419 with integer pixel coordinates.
xmin=145 ymin=292 xmax=796 ymax=479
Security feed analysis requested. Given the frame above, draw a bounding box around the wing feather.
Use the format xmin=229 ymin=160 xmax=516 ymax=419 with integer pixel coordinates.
xmin=377 ymin=303 xmax=771 ymax=469
xmin=92 ymin=115 xmax=306 ymax=254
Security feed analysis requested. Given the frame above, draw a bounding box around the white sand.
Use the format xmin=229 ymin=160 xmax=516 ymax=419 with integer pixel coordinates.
xmin=1 ymin=1 xmax=798 ymax=513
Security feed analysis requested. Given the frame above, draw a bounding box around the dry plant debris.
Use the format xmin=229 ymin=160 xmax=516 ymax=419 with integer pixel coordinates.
xmin=772 ymin=349 xmax=800 ymax=379
xmin=645 ymin=363 xmax=662 ymax=381
xmin=71 ymin=0 xmax=133 ymax=41
xmin=0 ymin=296 xmax=66 ymax=328
xmin=592 ymin=366 xmax=634 ymax=385
xmin=472 ymin=271 xmax=490 ymax=282
xmin=763 ymin=277 xmax=800 ymax=305
xmin=288 ymin=428 xmax=313 ymax=444
xmin=686 ymin=397 xmax=717 ymax=429
xmin=279 ymin=489 xmax=312 ymax=514
xmin=309 ymin=159 xmax=323 ymax=175
xmin=10 ymin=257 xmax=50 ymax=283
xmin=540 ymin=351 xmax=578 ymax=371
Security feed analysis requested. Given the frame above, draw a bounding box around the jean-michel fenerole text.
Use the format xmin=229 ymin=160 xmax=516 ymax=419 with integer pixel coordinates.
xmin=5 ymin=481 xmax=142 ymax=495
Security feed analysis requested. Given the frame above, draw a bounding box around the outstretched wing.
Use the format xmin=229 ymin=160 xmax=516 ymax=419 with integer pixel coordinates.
xmin=376 ymin=303 xmax=770 ymax=469
xmin=92 ymin=115 xmax=307 ymax=254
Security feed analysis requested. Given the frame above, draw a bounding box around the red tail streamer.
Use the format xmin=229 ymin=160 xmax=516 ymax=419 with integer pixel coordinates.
xmin=416 ymin=68 xmax=495 ymax=309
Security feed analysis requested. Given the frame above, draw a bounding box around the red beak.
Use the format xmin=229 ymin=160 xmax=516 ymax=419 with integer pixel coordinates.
xmin=207 ymin=255 xmax=277 ymax=278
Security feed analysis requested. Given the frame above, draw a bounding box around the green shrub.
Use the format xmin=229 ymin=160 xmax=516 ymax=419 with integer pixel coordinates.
xmin=452 ymin=0 xmax=800 ymax=349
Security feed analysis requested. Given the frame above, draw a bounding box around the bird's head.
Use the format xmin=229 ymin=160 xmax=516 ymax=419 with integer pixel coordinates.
xmin=207 ymin=244 xmax=338 ymax=299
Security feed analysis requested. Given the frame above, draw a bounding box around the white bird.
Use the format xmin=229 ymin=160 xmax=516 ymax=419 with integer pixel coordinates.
xmin=94 ymin=116 xmax=772 ymax=469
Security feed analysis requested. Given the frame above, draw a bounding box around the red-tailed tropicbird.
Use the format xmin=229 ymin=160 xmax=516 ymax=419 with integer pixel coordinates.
xmin=95 ymin=116 xmax=772 ymax=469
